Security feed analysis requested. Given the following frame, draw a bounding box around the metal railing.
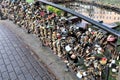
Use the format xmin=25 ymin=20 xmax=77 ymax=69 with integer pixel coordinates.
xmin=38 ymin=0 xmax=120 ymax=37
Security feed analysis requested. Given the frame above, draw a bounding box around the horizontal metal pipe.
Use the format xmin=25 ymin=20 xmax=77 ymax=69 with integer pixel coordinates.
xmin=38 ymin=0 xmax=120 ymax=37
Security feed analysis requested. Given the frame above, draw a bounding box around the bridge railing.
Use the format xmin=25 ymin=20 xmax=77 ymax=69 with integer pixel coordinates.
xmin=38 ymin=0 xmax=120 ymax=37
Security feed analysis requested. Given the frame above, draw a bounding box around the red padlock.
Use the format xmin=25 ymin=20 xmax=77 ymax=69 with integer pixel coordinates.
xmin=107 ymin=35 xmax=116 ymax=42
xmin=57 ymin=33 xmax=61 ymax=39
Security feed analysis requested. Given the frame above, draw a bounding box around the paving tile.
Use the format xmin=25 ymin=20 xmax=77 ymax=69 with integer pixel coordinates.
xmin=21 ymin=56 xmax=29 ymax=63
xmin=47 ymin=75 xmax=56 ymax=80
xmin=11 ymin=60 xmax=19 ymax=68
xmin=12 ymin=43 xmax=18 ymax=47
xmin=25 ymin=62 xmax=33 ymax=70
xmin=42 ymin=76 xmax=50 ymax=80
xmin=14 ymin=66 xmax=22 ymax=75
xmin=24 ymin=73 xmax=34 ymax=80
xmin=4 ymin=58 xmax=11 ymax=65
xmin=12 ymin=50 xmax=18 ymax=56
xmin=0 ymin=54 xmax=2 ymax=59
xmin=2 ymin=53 xmax=8 ymax=59
xmin=27 ymin=55 xmax=36 ymax=64
xmin=18 ymin=73 xmax=26 ymax=80
xmin=8 ymin=54 xmax=15 ymax=61
xmin=0 ymin=64 xmax=7 ymax=73
xmin=5 ymin=40 xmax=11 ymax=44
xmin=0 ymin=77 xmax=2 ymax=80
xmin=7 ymin=50 xmax=12 ymax=56
xmin=29 ymin=68 xmax=39 ymax=78
xmin=0 ymin=59 xmax=4 ymax=65
xmin=18 ymin=51 xmax=25 ymax=57
xmin=32 ymin=62 xmax=46 ymax=72
xmin=4 ymin=46 xmax=10 ymax=51
xmin=21 ymin=66 xmax=29 ymax=75
xmin=7 ymin=64 xmax=14 ymax=73
xmin=9 ymin=46 xmax=15 ymax=51
xmin=14 ymin=54 xmax=21 ymax=61
xmin=1 ymin=41 xmax=6 ymax=44
xmin=36 ymin=67 xmax=46 ymax=77
xmin=0 ymin=50 xmax=6 ymax=54
xmin=34 ymin=75 xmax=42 ymax=80
xmin=20 ymin=48 xmax=28 ymax=53
xmin=15 ymin=48 xmax=22 ymax=53
xmin=9 ymin=71 xmax=18 ymax=80
xmin=17 ymin=59 xmax=25 ymax=67
xmin=7 ymin=43 xmax=13 ymax=47
xmin=0 ymin=46 xmax=4 ymax=50
xmin=2 ymin=71 xmax=10 ymax=80
xmin=0 ymin=71 xmax=2 ymax=77
xmin=3 ymin=43 xmax=8 ymax=47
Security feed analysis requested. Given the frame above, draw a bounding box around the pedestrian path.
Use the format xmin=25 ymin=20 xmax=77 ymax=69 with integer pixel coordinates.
xmin=0 ymin=22 xmax=56 ymax=80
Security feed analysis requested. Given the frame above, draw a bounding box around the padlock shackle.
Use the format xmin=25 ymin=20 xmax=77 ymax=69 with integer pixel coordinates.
xmin=37 ymin=0 xmax=120 ymax=37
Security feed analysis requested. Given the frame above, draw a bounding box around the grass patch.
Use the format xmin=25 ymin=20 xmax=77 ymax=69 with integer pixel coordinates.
xmin=46 ymin=5 xmax=64 ymax=16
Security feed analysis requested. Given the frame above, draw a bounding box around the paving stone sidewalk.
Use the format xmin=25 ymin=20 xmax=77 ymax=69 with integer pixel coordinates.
xmin=0 ymin=22 xmax=56 ymax=80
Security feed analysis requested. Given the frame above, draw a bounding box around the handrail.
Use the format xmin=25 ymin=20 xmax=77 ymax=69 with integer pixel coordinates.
xmin=38 ymin=0 xmax=120 ymax=37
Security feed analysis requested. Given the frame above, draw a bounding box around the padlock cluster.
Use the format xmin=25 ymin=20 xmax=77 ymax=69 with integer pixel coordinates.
xmin=0 ymin=0 xmax=120 ymax=80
